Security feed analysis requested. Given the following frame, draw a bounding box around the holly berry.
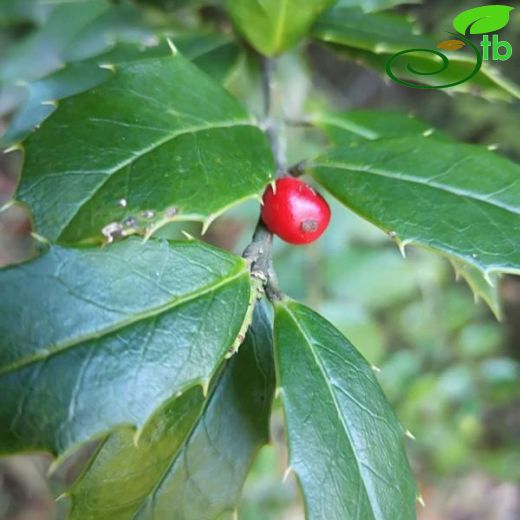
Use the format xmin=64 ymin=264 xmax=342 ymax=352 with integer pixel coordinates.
xmin=261 ymin=177 xmax=331 ymax=245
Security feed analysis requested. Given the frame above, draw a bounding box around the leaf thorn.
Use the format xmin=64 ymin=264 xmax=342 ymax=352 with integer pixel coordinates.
xmin=181 ymin=230 xmax=196 ymax=241
xmin=282 ymin=466 xmax=293 ymax=483
xmin=166 ymin=37 xmax=178 ymax=56
xmin=417 ymin=495 xmax=426 ymax=508
xmin=0 ymin=200 xmax=15 ymax=213
xmin=30 ymin=232 xmax=49 ymax=245
xmin=396 ymin=238 xmax=410 ymax=258
xmin=405 ymin=430 xmax=416 ymax=440
xmin=422 ymin=128 xmax=434 ymax=137
xmin=202 ymin=215 xmax=216 ymax=235
xmin=371 ymin=365 xmax=381 ymax=373
xmin=99 ymin=63 xmax=116 ymax=72
xmin=483 ymin=269 xmax=495 ymax=287
xmin=41 ymin=100 xmax=58 ymax=106
xmin=3 ymin=143 xmax=23 ymax=154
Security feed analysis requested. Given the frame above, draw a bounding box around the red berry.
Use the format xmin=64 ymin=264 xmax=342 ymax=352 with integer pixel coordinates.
xmin=261 ymin=177 xmax=331 ymax=245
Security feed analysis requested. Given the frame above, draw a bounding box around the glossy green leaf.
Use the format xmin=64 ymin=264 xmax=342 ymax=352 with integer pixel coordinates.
xmin=174 ymin=33 xmax=242 ymax=84
xmin=310 ymin=137 xmax=520 ymax=279
xmin=0 ymin=0 xmax=150 ymax=86
xmin=308 ymin=112 xmax=504 ymax=318
xmin=449 ymin=257 xmax=502 ymax=321
xmin=136 ymin=0 xmax=205 ymax=9
xmin=68 ymin=301 xmax=275 ymax=520
xmin=1 ymin=35 xmax=241 ymax=146
xmin=274 ymin=300 xmax=417 ymax=519
xmin=313 ymin=7 xmax=431 ymax=54
xmin=1 ymin=43 xmax=170 ymax=146
xmin=312 ymin=7 xmax=520 ymax=101
xmin=453 ymin=5 xmax=515 ymax=36
xmin=0 ymin=238 xmax=253 ymax=456
xmin=226 ymin=0 xmax=335 ymax=56
xmin=334 ymin=0 xmax=420 ymax=11
xmin=311 ymin=110 xmax=447 ymax=145
xmin=0 ymin=0 xmax=53 ymax=25
xmin=15 ymin=52 xmax=274 ymax=244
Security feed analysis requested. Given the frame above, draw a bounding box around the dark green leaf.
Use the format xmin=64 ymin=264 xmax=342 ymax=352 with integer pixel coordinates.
xmin=310 ymin=137 xmax=520 ymax=278
xmin=1 ymin=36 xmax=241 ymax=146
xmin=1 ymin=43 xmax=171 ymax=146
xmin=449 ymin=257 xmax=502 ymax=321
xmin=274 ymin=300 xmax=417 ymax=519
xmin=0 ymin=0 xmax=150 ymax=87
xmin=68 ymin=301 xmax=275 ymax=520
xmin=312 ymin=8 xmax=520 ymax=101
xmin=226 ymin=0 xmax=336 ymax=56
xmin=313 ymin=7 xmax=431 ymax=53
xmin=174 ymin=33 xmax=243 ymax=85
xmin=136 ymin=0 xmax=207 ymax=9
xmin=15 ymin=52 xmax=274 ymax=244
xmin=311 ymin=110 xmax=447 ymax=145
xmin=453 ymin=5 xmax=514 ymax=36
xmin=0 ymin=0 xmax=53 ymax=25
xmin=0 ymin=238 xmax=253 ymax=455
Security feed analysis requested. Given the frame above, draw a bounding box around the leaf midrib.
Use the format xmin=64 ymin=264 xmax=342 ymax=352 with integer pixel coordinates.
xmin=130 ymin=359 xmax=231 ymax=520
xmin=23 ymin=119 xmax=257 ymax=239
xmin=272 ymin=0 xmax=290 ymax=52
xmin=314 ymin=115 xmax=379 ymax=139
xmin=280 ymin=303 xmax=378 ymax=520
xmin=0 ymin=267 xmax=249 ymax=376
xmin=313 ymin=161 xmax=520 ymax=215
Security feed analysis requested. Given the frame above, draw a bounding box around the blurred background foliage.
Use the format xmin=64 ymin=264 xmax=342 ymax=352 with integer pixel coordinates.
xmin=0 ymin=0 xmax=519 ymax=519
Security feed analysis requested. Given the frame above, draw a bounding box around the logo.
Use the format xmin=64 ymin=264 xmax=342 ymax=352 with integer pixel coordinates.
xmin=386 ymin=5 xmax=514 ymax=90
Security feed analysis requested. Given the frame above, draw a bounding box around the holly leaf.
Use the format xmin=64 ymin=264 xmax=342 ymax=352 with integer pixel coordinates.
xmin=225 ymin=0 xmax=336 ymax=56
xmin=1 ymin=35 xmax=241 ymax=146
xmin=0 ymin=0 xmax=150 ymax=87
xmin=274 ymin=300 xmax=417 ymax=519
xmin=0 ymin=0 xmax=153 ymax=118
xmin=311 ymin=7 xmax=520 ymax=101
xmin=1 ymin=43 xmax=170 ymax=147
xmin=311 ymin=110 xmax=447 ymax=145
xmin=68 ymin=301 xmax=275 ymax=520
xmin=309 ymin=137 xmax=520 ymax=280
xmin=13 ymin=51 xmax=274 ymax=244
xmin=453 ymin=5 xmax=515 ymax=36
xmin=0 ymin=238 xmax=254 ymax=456
xmin=312 ymin=6 xmax=431 ymax=53
xmin=0 ymin=0 xmax=53 ymax=26
xmin=449 ymin=257 xmax=502 ymax=321
xmin=174 ymin=33 xmax=242 ymax=84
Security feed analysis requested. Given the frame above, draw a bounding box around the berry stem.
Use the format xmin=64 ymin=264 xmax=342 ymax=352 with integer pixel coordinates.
xmin=287 ymin=161 xmax=306 ymax=178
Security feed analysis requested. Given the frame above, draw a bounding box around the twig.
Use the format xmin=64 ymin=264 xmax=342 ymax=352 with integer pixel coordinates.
xmin=242 ymin=221 xmax=281 ymax=301
xmin=261 ymin=57 xmax=286 ymax=175
xmin=241 ymin=55 xmax=285 ymax=302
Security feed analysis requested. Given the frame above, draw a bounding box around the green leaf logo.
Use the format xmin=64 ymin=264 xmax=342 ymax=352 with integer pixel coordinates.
xmin=453 ymin=5 xmax=514 ymax=35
